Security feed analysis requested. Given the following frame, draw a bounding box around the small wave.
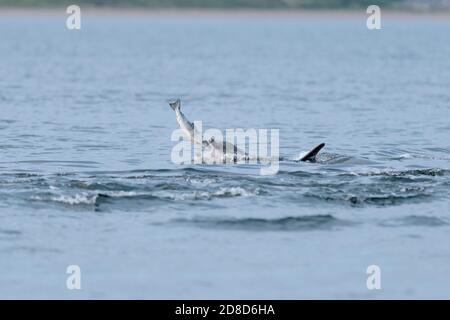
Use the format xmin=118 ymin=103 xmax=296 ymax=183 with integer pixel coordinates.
xmin=0 ymin=228 xmax=21 ymax=236
xmin=390 ymin=153 xmax=450 ymax=161
xmin=317 ymin=153 xmax=352 ymax=164
xmin=172 ymin=214 xmax=351 ymax=231
xmin=281 ymin=170 xmax=322 ymax=177
xmin=31 ymin=191 xmax=161 ymax=206
xmin=99 ymin=191 xmax=156 ymax=198
xmin=342 ymin=168 xmax=448 ymax=178
xmin=2 ymin=172 xmax=42 ymax=178
xmin=394 ymin=153 xmax=413 ymax=160
xmin=155 ymin=187 xmax=261 ymax=201
xmin=305 ymin=186 xmax=432 ymax=206
xmin=214 ymin=187 xmax=259 ymax=197
xmin=85 ymin=168 xmax=202 ymax=178
xmin=31 ymin=193 xmax=98 ymax=205
xmin=29 ymin=186 xmax=260 ymax=207
xmin=380 ymin=215 xmax=449 ymax=227
xmin=70 ymin=180 xmax=136 ymax=191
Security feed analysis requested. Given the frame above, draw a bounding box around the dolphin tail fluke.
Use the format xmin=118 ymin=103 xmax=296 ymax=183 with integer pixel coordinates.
xmin=300 ymin=143 xmax=325 ymax=162
xmin=169 ymin=99 xmax=181 ymax=111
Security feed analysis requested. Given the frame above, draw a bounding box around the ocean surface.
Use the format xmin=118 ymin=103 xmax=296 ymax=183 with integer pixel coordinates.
xmin=1 ymin=11 xmax=450 ymax=299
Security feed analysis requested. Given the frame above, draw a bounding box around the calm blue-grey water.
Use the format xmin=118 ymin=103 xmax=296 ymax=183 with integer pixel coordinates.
xmin=1 ymin=12 xmax=450 ymax=299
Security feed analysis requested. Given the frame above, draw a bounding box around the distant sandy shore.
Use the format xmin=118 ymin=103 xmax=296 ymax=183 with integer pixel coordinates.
xmin=1 ymin=7 xmax=450 ymax=19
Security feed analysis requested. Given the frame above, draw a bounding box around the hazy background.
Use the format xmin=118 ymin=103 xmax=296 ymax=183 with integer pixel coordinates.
xmin=0 ymin=0 xmax=450 ymax=10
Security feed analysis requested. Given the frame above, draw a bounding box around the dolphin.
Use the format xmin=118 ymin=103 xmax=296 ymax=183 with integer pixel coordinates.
xmin=169 ymin=99 xmax=324 ymax=163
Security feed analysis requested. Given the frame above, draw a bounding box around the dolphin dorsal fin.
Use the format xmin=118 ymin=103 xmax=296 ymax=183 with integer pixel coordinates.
xmin=300 ymin=143 xmax=325 ymax=162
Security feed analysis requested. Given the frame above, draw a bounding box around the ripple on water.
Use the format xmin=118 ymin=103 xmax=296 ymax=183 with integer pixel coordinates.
xmin=304 ymin=185 xmax=433 ymax=206
xmin=379 ymin=215 xmax=449 ymax=227
xmin=170 ymin=214 xmax=354 ymax=231
xmin=1 ymin=164 xmax=449 ymax=212
xmin=28 ymin=186 xmax=262 ymax=207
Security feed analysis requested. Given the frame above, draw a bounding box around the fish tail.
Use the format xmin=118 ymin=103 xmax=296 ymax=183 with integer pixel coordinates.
xmin=169 ymin=99 xmax=181 ymax=111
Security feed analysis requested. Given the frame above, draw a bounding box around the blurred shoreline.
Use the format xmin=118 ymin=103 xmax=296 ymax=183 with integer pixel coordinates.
xmin=1 ymin=7 xmax=450 ymax=18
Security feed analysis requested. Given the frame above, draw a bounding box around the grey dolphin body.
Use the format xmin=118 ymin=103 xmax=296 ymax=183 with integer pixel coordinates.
xmin=168 ymin=99 xmax=324 ymax=163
